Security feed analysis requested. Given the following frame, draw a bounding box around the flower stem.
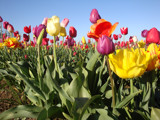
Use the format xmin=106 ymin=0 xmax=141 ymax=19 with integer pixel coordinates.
xmin=106 ymin=56 xmax=115 ymax=108
xmin=53 ymin=36 xmax=58 ymax=71
xmin=130 ymin=79 xmax=134 ymax=107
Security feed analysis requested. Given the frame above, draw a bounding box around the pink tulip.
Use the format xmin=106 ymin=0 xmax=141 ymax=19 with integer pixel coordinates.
xmin=42 ymin=18 xmax=48 ymax=26
xmin=118 ymin=34 xmax=122 ymax=38
xmin=89 ymin=9 xmax=101 ymax=24
xmin=60 ymin=18 xmax=69 ymax=27
xmin=7 ymin=24 xmax=14 ymax=33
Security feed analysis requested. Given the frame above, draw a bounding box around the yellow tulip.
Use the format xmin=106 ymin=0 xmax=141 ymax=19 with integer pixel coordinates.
xmin=3 ymin=38 xmax=21 ymax=49
xmin=82 ymin=36 xmax=86 ymax=44
xmin=146 ymin=43 xmax=160 ymax=71
xmin=138 ymin=40 xmax=146 ymax=48
xmin=46 ymin=16 xmax=61 ymax=36
xmin=109 ymin=48 xmax=151 ymax=79
xmin=0 ymin=43 xmax=3 ymax=48
xmin=60 ymin=27 xmax=66 ymax=37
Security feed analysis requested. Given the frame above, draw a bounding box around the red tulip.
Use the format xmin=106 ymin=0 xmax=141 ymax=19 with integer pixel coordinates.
xmin=23 ymin=34 xmax=29 ymax=42
xmin=120 ymin=27 xmax=128 ymax=35
xmin=0 ymin=16 xmax=3 ymax=22
xmin=7 ymin=24 xmax=14 ymax=33
xmin=69 ymin=26 xmax=77 ymax=38
xmin=73 ymin=52 xmax=77 ymax=56
xmin=50 ymin=39 xmax=53 ymax=43
xmin=14 ymin=31 xmax=19 ymax=37
xmin=42 ymin=38 xmax=49 ymax=46
xmin=146 ymin=27 xmax=160 ymax=44
xmin=129 ymin=36 xmax=134 ymax=43
xmin=24 ymin=25 xmax=31 ymax=34
xmin=88 ymin=39 xmax=91 ymax=43
xmin=3 ymin=21 xmax=9 ymax=29
xmin=113 ymin=34 xmax=118 ymax=40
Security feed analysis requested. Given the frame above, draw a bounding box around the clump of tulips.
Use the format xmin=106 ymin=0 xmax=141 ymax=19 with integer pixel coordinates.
xmin=0 ymin=8 xmax=160 ymax=120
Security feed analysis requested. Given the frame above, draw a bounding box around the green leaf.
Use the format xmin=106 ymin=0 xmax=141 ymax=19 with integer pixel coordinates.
xmin=37 ymin=29 xmax=44 ymax=45
xmin=115 ymin=90 xmax=142 ymax=108
xmin=151 ymin=107 xmax=160 ymax=120
xmin=62 ymin=112 xmax=73 ymax=120
xmin=37 ymin=108 xmax=47 ymax=120
xmin=0 ymin=105 xmax=43 ymax=120
xmin=86 ymin=51 xmax=100 ymax=71
xmin=96 ymin=109 xmax=117 ymax=120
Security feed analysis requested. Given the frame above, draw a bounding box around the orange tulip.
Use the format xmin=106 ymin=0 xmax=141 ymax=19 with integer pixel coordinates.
xmin=87 ymin=19 xmax=118 ymax=42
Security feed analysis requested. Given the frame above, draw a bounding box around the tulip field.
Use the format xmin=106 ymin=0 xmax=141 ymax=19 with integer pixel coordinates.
xmin=1 ymin=9 xmax=160 ymax=120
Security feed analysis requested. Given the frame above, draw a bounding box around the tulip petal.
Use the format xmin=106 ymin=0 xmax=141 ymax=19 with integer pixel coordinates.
xmin=109 ymin=22 xmax=119 ymax=36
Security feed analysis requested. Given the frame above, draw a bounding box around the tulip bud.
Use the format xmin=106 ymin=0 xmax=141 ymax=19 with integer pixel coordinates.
xmin=82 ymin=36 xmax=86 ymax=44
xmin=0 ymin=16 xmax=3 ymax=22
xmin=60 ymin=27 xmax=66 ymax=37
xmin=42 ymin=18 xmax=48 ymax=26
xmin=141 ymin=29 xmax=148 ymax=38
xmin=97 ymin=35 xmax=115 ymax=55
xmin=132 ymin=36 xmax=138 ymax=43
xmin=60 ymin=18 xmax=69 ymax=27
xmin=7 ymin=24 xmax=14 ymax=33
xmin=3 ymin=21 xmax=9 ymax=29
xmin=120 ymin=27 xmax=128 ymax=35
xmin=14 ymin=31 xmax=19 ymax=37
xmin=89 ymin=9 xmax=101 ymax=24
xmin=113 ymin=34 xmax=118 ymax=40
xmin=23 ymin=34 xmax=29 ymax=42
xmin=37 ymin=29 xmax=44 ymax=45
xmin=118 ymin=34 xmax=122 ymax=38
xmin=24 ymin=25 xmax=31 ymax=34
xmin=146 ymin=27 xmax=160 ymax=44
xmin=69 ymin=26 xmax=77 ymax=38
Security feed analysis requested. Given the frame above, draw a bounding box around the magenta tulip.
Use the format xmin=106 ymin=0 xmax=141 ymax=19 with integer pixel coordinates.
xmin=89 ymin=9 xmax=101 ymax=24
xmin=33 ymin=24 xmax=47 ymax=38
xmin=141 ymin=29 xmax=148 ymax=38
xmin=146 ymin=27 xmax=160 ymax=44
xmin=97 ymin=35 xmax=115 ymax=55
xmin=23 ymin=34 xmax=29 ymax=42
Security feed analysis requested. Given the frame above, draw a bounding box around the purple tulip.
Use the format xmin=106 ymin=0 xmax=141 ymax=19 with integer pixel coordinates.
xmin=0 ymin=16 xmax=3 ymax=22
xmin=141 ymin=29 xmax=148 ymax=38
xmin=67 ymin=37 xmax=74 ymax=47
xmin=33 ymin=24 xmax=47 ymax=38
xmin=97 ymin=35 xmax=115 ymax=55
xmin=89 ymin=9 xmax=101 ymax=24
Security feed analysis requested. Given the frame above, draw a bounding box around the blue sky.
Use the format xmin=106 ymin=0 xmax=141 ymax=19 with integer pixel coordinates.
xmin=0 ymin=0 xmax=160 ymax=42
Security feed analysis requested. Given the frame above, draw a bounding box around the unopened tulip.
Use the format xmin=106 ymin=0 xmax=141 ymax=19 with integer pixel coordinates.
xmin=113 ymin=34 xmax=118 ymax=40
xmin=82 ymin=36 xmax=86 ymax=44
xmin=146 ymin=27 xmax=160 ymax=44
xmin=60 ymin=18 xmax=69 ymax=27
xmin=33 ymin=24 xmax=47 ymax=38
xmin=46 ymin=16 xmax=61 ymax=36
xmin=23 ymin=34 xmax=29 ymax=42
xmin=42 ymin=38 xmax=49 ymax=46
xmin=7 ymin=24 xmax=14 ymax=33
xmin=0 ymin=16 xmax=3 ymax=22
xmin=89 ymin=9 xmax=101 ymax=24
xmin=50 ymin=39 xmax=53 ymax=43
xmin=129 ymin=36 xmax=134 ymax=43
xmin=118 ymin=34 xmax=122 ymax=38
xmin=97 ymin=35 xmax=115 ymax=55
xmin=69 ymin=26 xmax=77 ymax=38
xmin=24 ymin=25 xmax=31 ymax=34
xmin=60 ymin=27 xmax=66 ymax=37
xmin=42 ymin=18 xmax=48 ymax=26
xmin=14 ymin=31 xmax=19 ymax=37
xmin=141 ymin=29 xmax=148 ymax=38
xmin=120 ymin=27 xmax=128 ymax=35
xmin=132 ymin=36 xmax=138 ymax=43
xmin=3 ymin=21 xmax=9 ymax=29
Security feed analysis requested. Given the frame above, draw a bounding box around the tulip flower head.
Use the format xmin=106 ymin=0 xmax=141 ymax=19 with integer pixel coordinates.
xmin=132 ymin=36 xmax=138 ymax=43
xmin=146 ymin=27 xmax=160 ymax=44
xmin=60 ymin=27 xmax=66 ymax=37
xmin=3 ymin=21 xmax=9 ymax=29
xmin=0 ymin=16 xmax=3 ymax=22
xmin=42 ymin=18 xmax=48 ymax=26
xmin=42 ymin=38 xmax=49 ymax=46
xmin=33 ymin=24 xmax=47 ymax=39
xmin=118 ymin=34 xmax=122 ymax=38
xmin=46 ymin=16 xmax=61 ymax=36
xmin=120 ymin=27 xmax=128 ymax=35
xmin=24 ymin=25 xmax=31 ymax=34
xmin=60 ymin=18 xmax=69 ymax=27
xmin=141 ymin=29 xmax=148 ymax=38
xmin=14 ymin=31 xmax=19 ymax=37
xmin=82 ymin=36 xmax=86 ymax=44
xmin=87 ymin=19 xmax=118 ymax=42
xmin=7 ymin=24 xmax=14 ymax=33
xmin=89 ymin=9 xmax=101 ymax=24
xmin=69 ymin=26 xmax=77 ymax=38
xmin=113 ymin=34 xmax=118 ymax=40
xmin=23 ymin=34 xmax=29 ymax=42
xmin=97 ymin=35 xmax=115 ymax=55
